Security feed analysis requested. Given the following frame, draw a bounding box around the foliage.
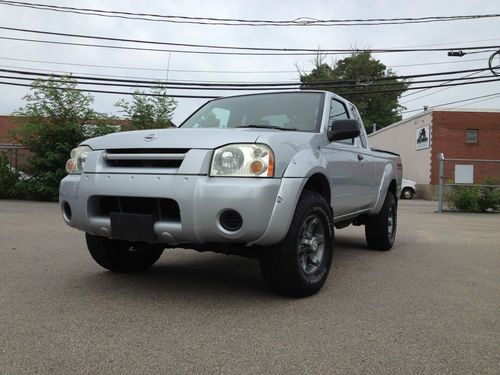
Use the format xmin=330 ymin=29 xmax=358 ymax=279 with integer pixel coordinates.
xmin=299 ymin=51 xmax=409 ymax=132
xmin=446 ymin=185 xmax=479 ymax=211
xmin=446 ymin=179 xmax=500 ymax=212
xmin=477 ymin=179 xmax=500 ymax=212
xmin=0 ymin=152 xmax=19 ymax=198
xmin=115 ymin=86 xmax=177 ymax=130
xmin=12 ymin=76 xmax=115 ymax=201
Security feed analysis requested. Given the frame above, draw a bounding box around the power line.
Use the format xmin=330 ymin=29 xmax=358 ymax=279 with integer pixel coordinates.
xmin=2 ymin=63 xmax=491 ymax=86
xmin=389 ymin=57 xmax=485 ymax=68
xmin=2 ymin=71 xmax=499 ymax=97
xmin=0 ymin=80 xmax=219 ymax=98
xmin=401 ymin=49 xmax=500 ymax=103
xmin=1 ymin=79 xmax=499 ymax=112
xmin=400 ymin=70 xmax=486 ymax=103
xmin=395 ymin=38 xmax=500 ymax=49
xmin=0 ymin=56 xmax=486 ymax=75
xmin=0 ymin=35 xmax=354 ymax=56
xmin=0 ymin=56 xmax=300 ymax=75
xmin=0 ymin=63 xmax=299 ymax=84
xmin=2 ymin=73 xmax=498 ymax=92
xmin=0 ymin=56 xmax=296 ymax=73
xmin=1 ymin=1 xmax=499 ymax=27
xmin=449 ymin=94 xmax=500 ymax=108
xmin=402 ymin=92 xmax=500 ymax=114
xmin=0 ymin=67 xmax=494 ymax=87
xmin=0 ymin=26 xmax=498 ymax=55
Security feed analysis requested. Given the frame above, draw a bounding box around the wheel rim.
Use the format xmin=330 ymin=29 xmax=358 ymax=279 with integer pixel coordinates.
xmin=298 ymin=214 xmax=326 ymax=275
xmin=387 ymin=206 xmax=396 ymax=243
xmin=403 ymin=189 xmax=412 ymax=199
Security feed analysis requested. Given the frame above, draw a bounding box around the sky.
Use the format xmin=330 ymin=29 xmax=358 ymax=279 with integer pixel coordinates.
xmin=0 ymin=0 xmax=499 ymax=125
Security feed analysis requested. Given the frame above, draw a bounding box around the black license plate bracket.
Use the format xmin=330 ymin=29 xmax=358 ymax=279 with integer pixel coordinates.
xmin=110 ymin=212 xmax=156 ymax=242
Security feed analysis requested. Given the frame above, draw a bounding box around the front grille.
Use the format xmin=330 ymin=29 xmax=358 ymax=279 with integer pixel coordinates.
xmin=104 ymin=148 xmax=189 ymax=169
xmin=95 ymin=196 xmax=180 ymax=221
xmin=107 ymin=159 xmax=182 ymax=168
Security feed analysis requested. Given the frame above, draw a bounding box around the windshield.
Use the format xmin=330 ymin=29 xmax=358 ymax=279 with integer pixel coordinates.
xmin=181 ymin=92 xmax=324 ymax=132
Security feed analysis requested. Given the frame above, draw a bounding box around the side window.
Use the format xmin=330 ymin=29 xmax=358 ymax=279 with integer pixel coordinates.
xmin=349 ymin=104 xmax=367 ymax=148
xmin=329 ymin=100 xmax=349 ymax=121
xmin=329 ymin=99 xmax=353 ymax=145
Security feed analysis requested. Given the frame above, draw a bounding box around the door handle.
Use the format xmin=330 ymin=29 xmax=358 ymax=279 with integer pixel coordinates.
xmin=357 ymin=154 xmax=364 ymax=161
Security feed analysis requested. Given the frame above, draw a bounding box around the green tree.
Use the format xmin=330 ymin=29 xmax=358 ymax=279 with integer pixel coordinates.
xmin=115 ymin=86 xmax=177 ymax=130
xmin=0 ymin=152 xmax=19 ymax=198
xmin=300 ymin=52 xmax=409 ymax=132
xmin=13 ymin=76 xmax=114 ymax=201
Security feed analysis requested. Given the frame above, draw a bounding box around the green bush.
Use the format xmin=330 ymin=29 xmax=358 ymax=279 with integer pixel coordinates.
xmin=13 ymin=76 xmax=115 ymax=201
xmin=446 ymin=185 xmax=479 ymax=211
xmin=477 ymin=179 xmax=500 ymax=212
xmin=446 ymin=179 xmax=500 ymax=212
xmin=0 ymin=152 xmax=19 ymax=198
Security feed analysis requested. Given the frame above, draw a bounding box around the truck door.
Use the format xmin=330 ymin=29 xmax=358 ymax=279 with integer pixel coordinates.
xmin=322 ymin=99 xmax=374 ymax=216
xmin=349 ymin=103 xmax=377 ymax=207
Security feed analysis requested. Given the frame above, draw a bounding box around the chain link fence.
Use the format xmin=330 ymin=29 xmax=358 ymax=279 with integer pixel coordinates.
xmin=437 ymin=153 xmax=500 ymax=212
xmin=0 ymin=143 xmax=28 ymax=170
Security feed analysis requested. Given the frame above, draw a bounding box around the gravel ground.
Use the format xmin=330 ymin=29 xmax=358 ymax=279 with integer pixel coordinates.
xmin=0 ymin=199 xmax=499 ymax=374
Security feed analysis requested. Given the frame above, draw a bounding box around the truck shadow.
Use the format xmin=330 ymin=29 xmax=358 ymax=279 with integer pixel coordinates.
xmin=81 ymin=250 xmax=275 ymax=300
xmin=76 ymin=236 xmax=385 ymax=301
xmin=334 ymin=235 xmax=385 ymax=253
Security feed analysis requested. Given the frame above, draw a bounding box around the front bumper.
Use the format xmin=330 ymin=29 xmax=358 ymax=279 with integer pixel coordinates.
xmin=59 ymin=172 xmax=305 ymax=246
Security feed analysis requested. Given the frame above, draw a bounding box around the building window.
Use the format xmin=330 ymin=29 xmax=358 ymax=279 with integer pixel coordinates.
xmin=465 ymin=129 xmax=478 ymax=144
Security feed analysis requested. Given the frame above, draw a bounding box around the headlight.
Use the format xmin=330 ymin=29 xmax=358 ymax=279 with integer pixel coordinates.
xmin=210 ymin=144 xmax=274 ymax=177
xmin=65 ymin=146 xmax=91 ymax=174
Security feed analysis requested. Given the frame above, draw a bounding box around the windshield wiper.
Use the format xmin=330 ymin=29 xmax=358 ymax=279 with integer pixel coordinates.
xmin=236 ymin=124 xmax=297 ymax=131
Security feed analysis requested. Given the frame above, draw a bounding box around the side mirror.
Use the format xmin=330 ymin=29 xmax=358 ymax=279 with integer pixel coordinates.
xmin=327 ymin=119 xmax=361 ymax=142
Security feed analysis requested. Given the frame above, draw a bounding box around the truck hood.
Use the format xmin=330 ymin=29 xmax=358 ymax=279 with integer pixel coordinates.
xmin=83 ymin=128 xmax=265 ymax=150
xmin=83 ymin=127 xmax=322 ymax=152
xmin=83 ymin=127 xmax=324 ymax=176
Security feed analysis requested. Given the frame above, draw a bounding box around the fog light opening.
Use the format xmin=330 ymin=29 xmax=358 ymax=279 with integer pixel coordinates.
xmin=219 ymin=210 xmax=243 ymax=232
xmin=63 ymin=202 xmax=72 ymax=222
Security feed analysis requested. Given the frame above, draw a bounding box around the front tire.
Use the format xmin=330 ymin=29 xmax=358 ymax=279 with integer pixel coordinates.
xmin=260 ymin=190 xmax=334 ymax=298
xmin=86 ymin=234 xmax=164 ymax=273
xmin=365 ymin=192 xmax=397 ymax=251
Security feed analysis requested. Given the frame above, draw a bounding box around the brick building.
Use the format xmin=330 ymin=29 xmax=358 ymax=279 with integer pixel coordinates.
xmin=0 ymin=115 xmax=132 ymax=143
xmin=0 ymin=115 xmax=28 ymax=169
xmin=0 ymin=115 xmax=129 ymax=170
xmin=368 ymin=109 xmax=500 ymax=199
xmin=0 ymin=115 xmax=20 ymax=143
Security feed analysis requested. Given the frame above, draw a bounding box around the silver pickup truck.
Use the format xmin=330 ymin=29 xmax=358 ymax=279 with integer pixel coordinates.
xmin=60 ymin=91 xmax=402 ymax=297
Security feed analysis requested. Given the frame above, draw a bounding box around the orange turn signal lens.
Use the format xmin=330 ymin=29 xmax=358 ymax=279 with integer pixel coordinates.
xmin=267 ymin=150 xmax=275 ymax=177
xmin=250 ymin=160 xmax=265 ymax=175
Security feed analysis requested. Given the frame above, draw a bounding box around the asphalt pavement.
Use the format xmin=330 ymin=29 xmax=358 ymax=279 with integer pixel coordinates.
xmin=0 ymin=199 xmax=499 ymax=374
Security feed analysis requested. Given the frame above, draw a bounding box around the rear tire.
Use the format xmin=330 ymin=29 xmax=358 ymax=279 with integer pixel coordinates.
xmin=365 ymin=192 xmax=397 ymax=251
xmin=86 ymin=234 xmax=164 ymax=272
xmin=401 ymin=187 xmax=414 ymax=199
xmin=260 ymin=190 xmax=334 ymax=298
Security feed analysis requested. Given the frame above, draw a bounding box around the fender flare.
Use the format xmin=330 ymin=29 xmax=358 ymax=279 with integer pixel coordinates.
xmin=252 ymin=151 xmax=331 ymax=246
xmin=370 ymin=163 xmax=397 ymax=216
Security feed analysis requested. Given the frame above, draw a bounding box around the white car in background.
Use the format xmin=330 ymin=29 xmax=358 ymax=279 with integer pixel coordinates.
xmin=8 ymin=165 xmax=30 ymax=181
xmin=401 ymin=178 xmax=416 ymax=199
